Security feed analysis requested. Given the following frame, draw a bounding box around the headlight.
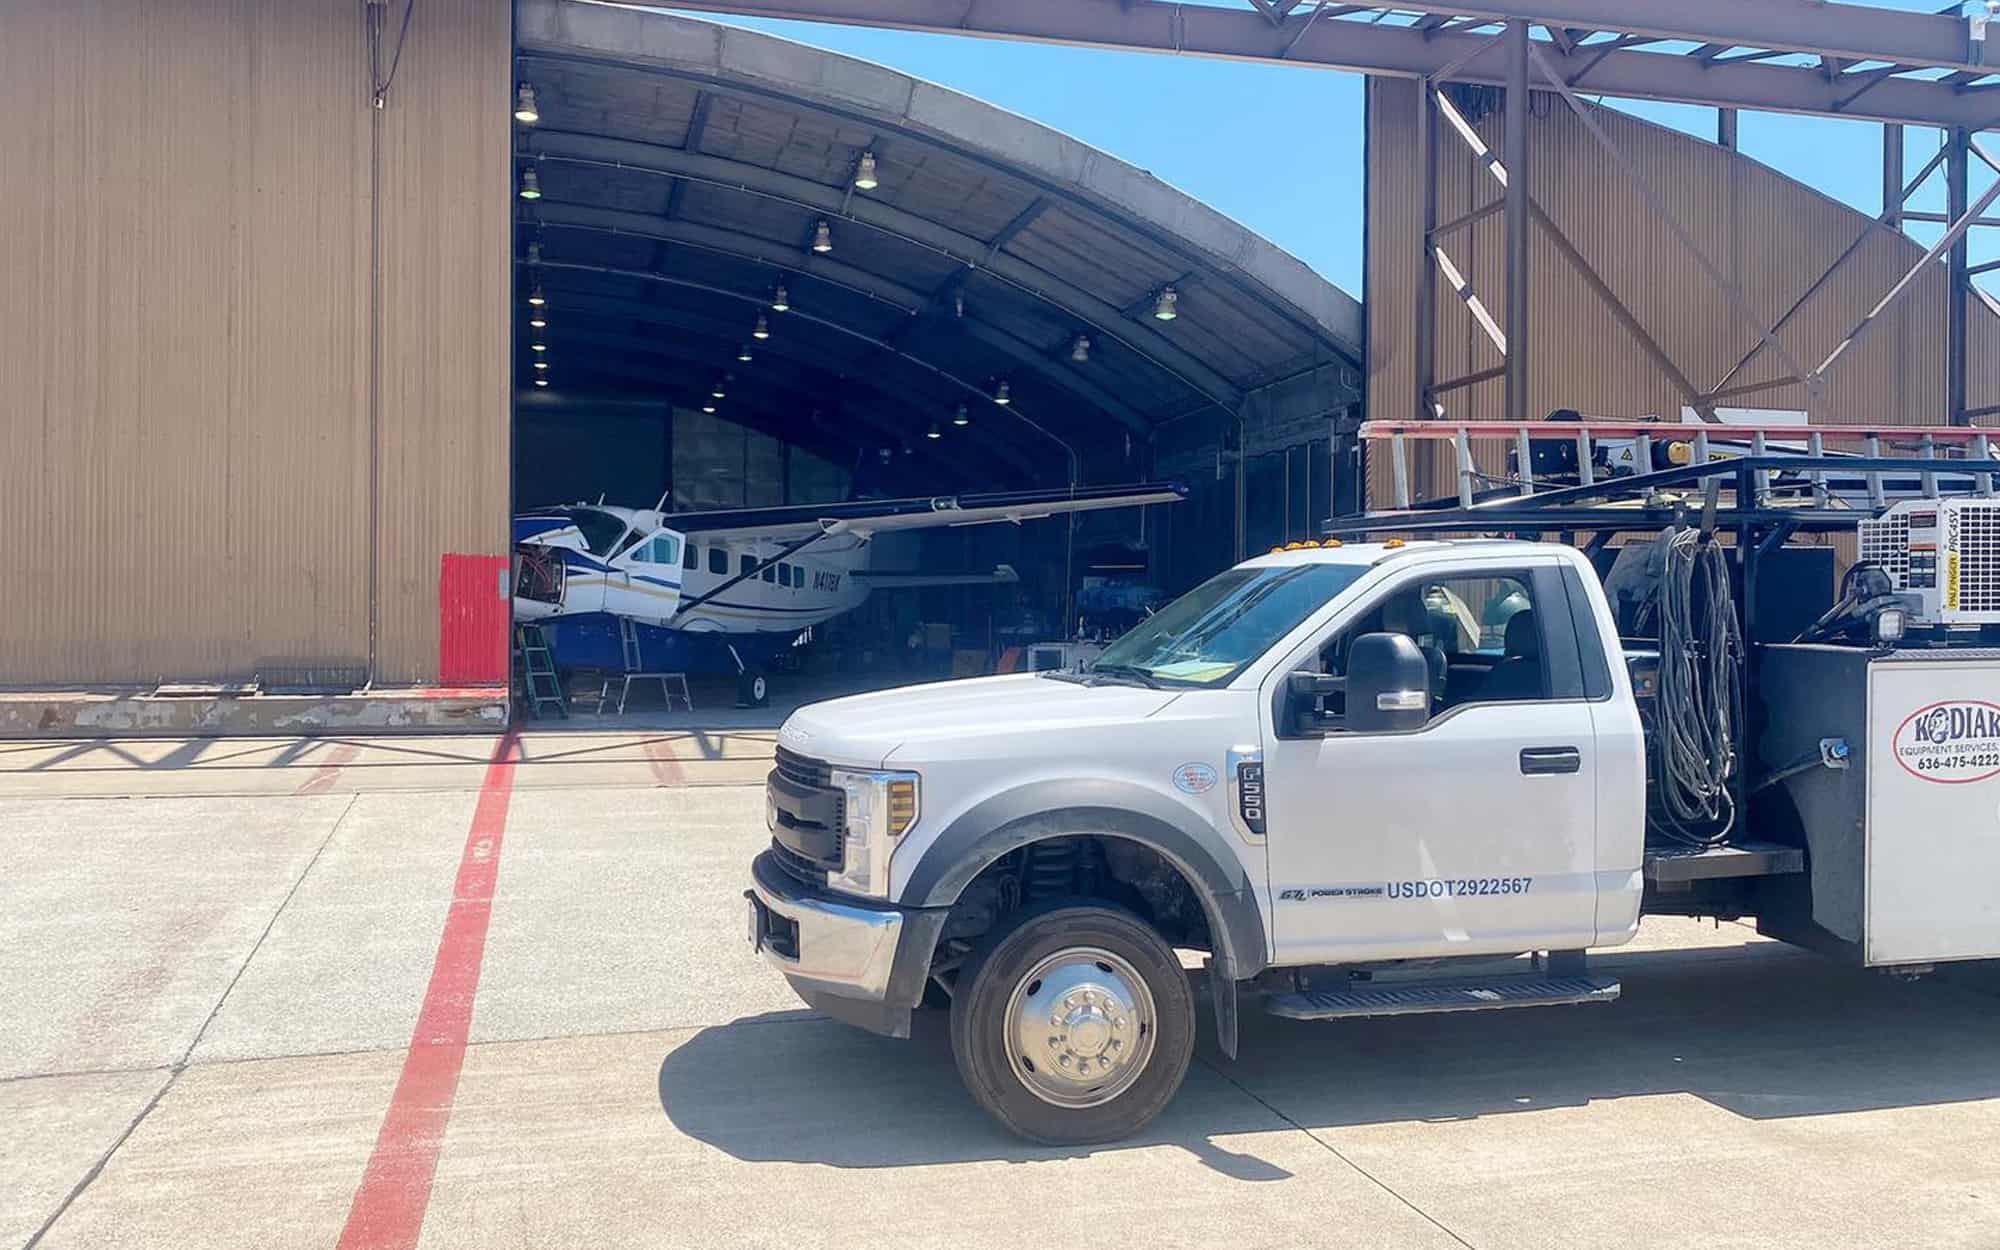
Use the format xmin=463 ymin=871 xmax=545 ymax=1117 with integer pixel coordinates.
xmin=828 ymin=768 xmax=920 ymax=897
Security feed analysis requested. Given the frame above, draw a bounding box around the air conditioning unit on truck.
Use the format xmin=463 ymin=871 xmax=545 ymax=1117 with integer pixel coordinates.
xmin=745 ymin=419 xmax=2000 ymax=1144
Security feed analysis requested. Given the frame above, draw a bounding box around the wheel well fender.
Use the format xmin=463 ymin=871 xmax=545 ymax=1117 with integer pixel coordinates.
xmin=897 ymin=779 xmax=1270 ymax=978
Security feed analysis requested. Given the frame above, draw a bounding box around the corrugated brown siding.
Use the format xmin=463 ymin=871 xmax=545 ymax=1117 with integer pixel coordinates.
xmin=0 ymin=0 xmax=508 ymax=687
xmin=1367 ymin=78 xmax=2000 ymax=503
xmin=374 ymin=0 xmax=513 ymax=685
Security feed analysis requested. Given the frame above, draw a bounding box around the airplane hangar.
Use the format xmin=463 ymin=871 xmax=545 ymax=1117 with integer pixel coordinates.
xmin=507 ymin=3 xmax=1364 ymax=707
xmin=9 ymin=0 xmax=2000 ymax=736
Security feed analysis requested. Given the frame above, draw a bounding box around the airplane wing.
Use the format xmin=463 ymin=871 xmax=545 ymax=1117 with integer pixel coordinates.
xmin=667 ymin=482 xmax=1188 ymax=544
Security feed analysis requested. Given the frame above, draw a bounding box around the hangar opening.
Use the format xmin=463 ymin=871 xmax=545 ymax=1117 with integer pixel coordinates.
xmin=503 ymin=2 xmax=1364 ymax=718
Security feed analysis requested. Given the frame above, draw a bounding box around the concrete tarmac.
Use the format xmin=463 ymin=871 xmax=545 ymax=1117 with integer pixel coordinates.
xmin=5 ymin=730 xmax=1999 ymax=1249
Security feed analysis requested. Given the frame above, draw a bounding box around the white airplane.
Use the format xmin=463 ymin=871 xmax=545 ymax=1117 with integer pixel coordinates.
xmin=512 ymin=482 xmax=1186 ymax=703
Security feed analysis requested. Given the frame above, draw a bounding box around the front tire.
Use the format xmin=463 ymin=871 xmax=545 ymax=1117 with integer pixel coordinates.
xmin=735 ymin=666 xmax=769 ymax=708
xmin=949 ymin=902 xmax=1194 ymax=1145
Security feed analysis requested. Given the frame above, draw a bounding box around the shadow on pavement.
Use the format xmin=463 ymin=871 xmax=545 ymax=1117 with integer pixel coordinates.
xmin=660 ymin=944 xmax=2000 ymax=1170
xmin=656 ymin=1008 xmax=1297 ymax=1176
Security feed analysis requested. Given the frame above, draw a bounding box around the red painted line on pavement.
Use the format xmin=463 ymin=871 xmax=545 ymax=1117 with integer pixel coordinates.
xmin=334 ymin=730 xmax=521 ymax=1250
xmin=642 ymin=736 xmax=686 ymax=787
xmin=295 ymin=744 xmax=361 ymax=796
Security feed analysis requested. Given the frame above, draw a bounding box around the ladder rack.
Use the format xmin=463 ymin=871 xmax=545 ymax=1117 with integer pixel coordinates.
xmin=1358 ymin=418 xmax=1997 ymax=518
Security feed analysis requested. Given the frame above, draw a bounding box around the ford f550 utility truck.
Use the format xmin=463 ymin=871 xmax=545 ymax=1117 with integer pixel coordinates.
xmin=747 ymin=420 xmax=2000 ymax=1143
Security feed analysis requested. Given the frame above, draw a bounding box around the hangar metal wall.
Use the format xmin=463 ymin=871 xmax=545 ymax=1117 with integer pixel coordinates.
xmin=1366 ymin=77 xmax=2000 ymax=499
xmin=0 ymin=0 xmax=509 ymax=688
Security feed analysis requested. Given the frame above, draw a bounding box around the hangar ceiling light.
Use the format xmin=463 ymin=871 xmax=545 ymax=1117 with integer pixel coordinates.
xmin=854 ymin=150 xmax=879 ymax=191
xmin=952 ymin=402 xmax=969 ymax=427
xmin=514 ymin=83 xmax=540 ymax=125
xmin=752 ymin=314 xmax=770 ymax=340
xmin=527 ymin=286 xmax=546 ymax=308
xmin=534 ymin=378 xmax=549 ymax=388
xmin=518 ymin=167 xmax=542 ymax=200
xmin=533 ymin=360 xmax=549 ymax=371
xmin=1153 ymin=286 xmax=1179 ymax=322
xmin=711 ymin=375 xmax=729 ymax=399
xmin=702 ymin=401 xmax=717 ymax=414
xmin=811 ymin=219 xmax=834 ymax=254
xmin=736 ymin=343 xmax=754 ymax=362
xmin=926 ymin=422 xmax=942 ymax=440
xmin=993 ymin=379 xmax=1011 ymax=406
xmin=531 ymin=342 xmax=547 ymax=353
xmin=770 ymin=283 xmax=790 ymax=312
xmin=528 ymin=309 xmax=547 ymax=329
xmin=1070 ymin=333 xmax=1090 ymax=363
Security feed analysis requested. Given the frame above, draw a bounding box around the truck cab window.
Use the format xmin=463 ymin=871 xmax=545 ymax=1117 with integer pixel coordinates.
xmin=1317 ymin=572 xmax=1547 ymax=722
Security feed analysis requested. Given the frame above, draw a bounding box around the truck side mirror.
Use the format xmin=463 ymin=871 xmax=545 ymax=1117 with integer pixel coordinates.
xmin=1344 ymin=632 xmax=1432 ymax=733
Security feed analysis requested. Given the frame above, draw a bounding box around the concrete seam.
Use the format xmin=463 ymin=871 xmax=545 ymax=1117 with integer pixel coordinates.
xmin=1196 ymin=1056 xmax=1479 ymax=1250
xmin=19 ymin=1067 xmax=181 ymax=1250
xmin=176 ymin=792 xmax=359 ymax=1069
xmin=0 ymin=1063 xmax=174 ymax=1088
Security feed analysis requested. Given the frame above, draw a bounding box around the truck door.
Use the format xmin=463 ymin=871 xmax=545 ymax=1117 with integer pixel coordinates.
xmin=1259 ymin=561 xmax=1601 ymax=963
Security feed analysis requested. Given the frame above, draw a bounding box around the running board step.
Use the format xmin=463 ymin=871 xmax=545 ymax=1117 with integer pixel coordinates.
xmin=1265 ymin=973 xmax=1620 ymax=1021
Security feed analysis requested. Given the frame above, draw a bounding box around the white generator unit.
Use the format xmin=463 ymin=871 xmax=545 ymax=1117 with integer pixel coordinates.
xmin=1858 ymin=497 xmax=2000 ymax=626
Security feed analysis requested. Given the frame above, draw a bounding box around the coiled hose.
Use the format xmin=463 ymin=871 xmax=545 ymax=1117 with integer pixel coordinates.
xmin=1650 ymin=527 xmax=1744 ymax=848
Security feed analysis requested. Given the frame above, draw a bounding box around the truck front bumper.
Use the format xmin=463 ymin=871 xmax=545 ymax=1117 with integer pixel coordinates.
xmin=747 ymin=849 xmax=948 ymax=1038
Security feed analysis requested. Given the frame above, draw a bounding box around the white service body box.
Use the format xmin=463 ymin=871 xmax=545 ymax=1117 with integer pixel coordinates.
xmin=1867 ymin=654 xmax=2000 ymax=964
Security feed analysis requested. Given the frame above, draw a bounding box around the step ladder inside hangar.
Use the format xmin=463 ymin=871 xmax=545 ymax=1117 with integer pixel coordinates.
xmin=513 ymin=623 xmax=567 ymax=720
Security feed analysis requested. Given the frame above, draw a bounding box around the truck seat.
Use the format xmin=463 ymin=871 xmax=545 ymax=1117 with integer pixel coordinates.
xmin=1475 ymin=609 xmax=1543 ymax=701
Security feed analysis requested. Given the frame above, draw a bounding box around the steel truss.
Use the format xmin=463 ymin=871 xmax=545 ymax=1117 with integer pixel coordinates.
xmin=667 ymin=1 xmax=2000 ymax=434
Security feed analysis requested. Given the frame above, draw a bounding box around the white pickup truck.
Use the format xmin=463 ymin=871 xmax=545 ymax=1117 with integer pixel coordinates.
xmin=747 ymin=535 xmax=1998 ymax=1142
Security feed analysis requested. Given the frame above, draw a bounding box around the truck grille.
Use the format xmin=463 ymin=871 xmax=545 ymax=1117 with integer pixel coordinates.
xmin=774 ymin=745 xmax=832 ymax=790
xmin=767 ymin=837 xmax=828 ymax=888
xmin=767 ymin=745 xmax=844 ymax=881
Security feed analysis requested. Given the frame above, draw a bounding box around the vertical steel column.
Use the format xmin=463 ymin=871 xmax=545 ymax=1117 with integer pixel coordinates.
xmin=1717 ymin=108 xmax=1738 ymax=151
xmin=1414 ymin=82 xmax=1438 ymax=420
xmin=1882 ymin=124 xmax=1904 ymax=231
xmin=1947 ymin=127 xmax=1970 ymax=425
xmin=1503 ymin=21 xmax=1531 ymax=423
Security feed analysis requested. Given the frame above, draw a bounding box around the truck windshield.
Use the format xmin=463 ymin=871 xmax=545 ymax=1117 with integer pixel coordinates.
xmin=1088 ymin=562 xmax=1366 ymax=687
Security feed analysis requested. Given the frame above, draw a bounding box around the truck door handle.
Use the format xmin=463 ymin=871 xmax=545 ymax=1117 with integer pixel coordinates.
xmin=1520 ymin=746 xmax=1581 ymax=775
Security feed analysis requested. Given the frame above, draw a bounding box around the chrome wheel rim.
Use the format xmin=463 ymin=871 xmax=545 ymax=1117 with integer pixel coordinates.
xmin=1003 ymin=946 xmax=1156 ymax=1109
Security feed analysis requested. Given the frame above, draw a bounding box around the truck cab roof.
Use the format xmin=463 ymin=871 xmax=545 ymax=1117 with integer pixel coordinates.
xmin=1242 ymin=537 xmax=1551 ymax=570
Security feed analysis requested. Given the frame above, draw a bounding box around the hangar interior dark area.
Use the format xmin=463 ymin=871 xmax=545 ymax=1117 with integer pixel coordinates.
xmin=507 ymin=4 xmax=1363 ymax=713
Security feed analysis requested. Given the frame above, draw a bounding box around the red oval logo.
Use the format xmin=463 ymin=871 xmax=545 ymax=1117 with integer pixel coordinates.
xmin=1893 ymin=699 xmax=2000 ymax=784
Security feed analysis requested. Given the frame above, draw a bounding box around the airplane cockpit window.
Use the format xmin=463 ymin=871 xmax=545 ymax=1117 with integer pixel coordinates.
xmin=562 ymin=508 xmax=628 ymax=557
xmin=644 ymin=534 xmax=679 ymax=565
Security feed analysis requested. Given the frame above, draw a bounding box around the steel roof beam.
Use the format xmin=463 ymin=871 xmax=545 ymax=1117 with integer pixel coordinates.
xmin=524 ymin=129 xmax=1245 ymax=408
xmin=530 ymin=308 xmax=1043 ymax=468
xmin=659 ymin=0 xmax=2000 ymax=129
xmin=525 ymin=322 xmax=1038 ymax=476
xmin=535 ymin=258 xmax=1102 ymax=470
xmin=528 ymin=204 xmax=1158 ymax=435
xmin=1347 ymin=2 xmax=1993 ymax=76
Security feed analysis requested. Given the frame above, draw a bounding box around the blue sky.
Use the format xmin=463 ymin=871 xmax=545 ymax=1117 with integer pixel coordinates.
xmin=676 ymin=2 xmax=1998 ymax=296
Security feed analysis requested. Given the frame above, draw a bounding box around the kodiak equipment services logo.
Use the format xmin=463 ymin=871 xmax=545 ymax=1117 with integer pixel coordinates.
xmin=1894 ymin=700 xmax=2000 ymax=783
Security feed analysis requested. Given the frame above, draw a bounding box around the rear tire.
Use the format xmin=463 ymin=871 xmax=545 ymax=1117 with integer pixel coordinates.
xmin=736 ymin=666 xmax=769 ymax=708
xmin=949 ymin=901 xmax=1194 ymax=1145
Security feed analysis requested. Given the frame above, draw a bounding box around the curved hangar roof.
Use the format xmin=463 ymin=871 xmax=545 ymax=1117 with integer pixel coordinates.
xmin=513 ymin=0 xmax=1363 ymax=486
